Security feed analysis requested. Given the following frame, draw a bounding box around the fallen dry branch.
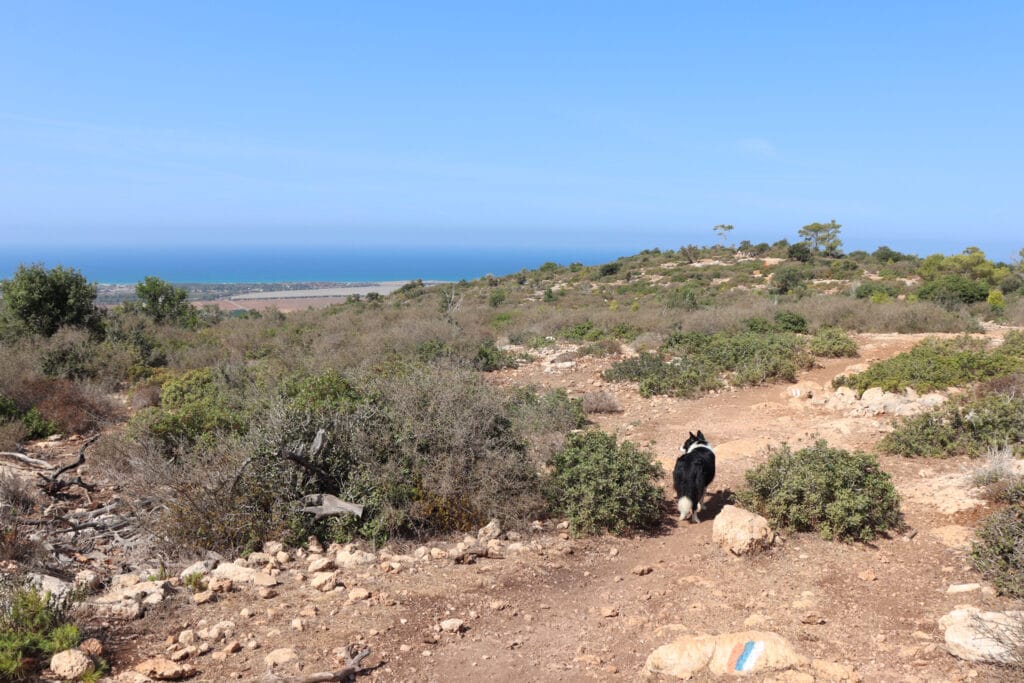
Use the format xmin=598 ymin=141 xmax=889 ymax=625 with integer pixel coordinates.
xmin=0 ymin=451 xmax=54 ymax=469
xmin=37 ymin=435 xmax=99 ymax=497
xmin=261 ymin=645 xmax=371 ymax=682
xmin=299 ymin=493 xmax=364 ymax=520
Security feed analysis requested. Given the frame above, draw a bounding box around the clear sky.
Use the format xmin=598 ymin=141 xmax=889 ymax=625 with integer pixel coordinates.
xmin=1 ymin=2 xmax=1022 ymax=259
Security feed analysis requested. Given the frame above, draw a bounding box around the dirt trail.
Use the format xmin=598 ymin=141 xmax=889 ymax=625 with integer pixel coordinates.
xmin=102 ymin=331 xmax=1016 ymax=682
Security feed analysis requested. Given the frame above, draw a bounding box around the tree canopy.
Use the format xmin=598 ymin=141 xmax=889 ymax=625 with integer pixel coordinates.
xmin=797 ymin=219 xmax=843 ymax=257
xmin=134 ymin=276 xmax=197 ymax=327
xmin=0 ymin=264 xmax=100 ymax=336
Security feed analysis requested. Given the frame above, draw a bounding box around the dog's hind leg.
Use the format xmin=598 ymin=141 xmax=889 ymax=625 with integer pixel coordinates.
xmin=677 ymin=497 xmax=693 ymax=521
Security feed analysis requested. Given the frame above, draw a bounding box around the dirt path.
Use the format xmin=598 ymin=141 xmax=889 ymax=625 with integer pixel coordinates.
xmin=101 ymin=331 xmax=1016 ymax=682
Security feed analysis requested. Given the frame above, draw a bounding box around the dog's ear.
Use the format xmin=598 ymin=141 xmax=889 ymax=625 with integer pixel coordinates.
xmin=697 ymin=430 xmax=705 ymax=441
xmin=688 ymin=431 xmax=696 ymax=440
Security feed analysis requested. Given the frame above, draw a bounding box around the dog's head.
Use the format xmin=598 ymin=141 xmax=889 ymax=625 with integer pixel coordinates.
xmin=680 ymin=430 xmax=709 ymax=455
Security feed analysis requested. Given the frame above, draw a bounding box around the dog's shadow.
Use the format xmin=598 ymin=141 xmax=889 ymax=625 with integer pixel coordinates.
xmin=672 ymin=488 xmax=735 ymax=526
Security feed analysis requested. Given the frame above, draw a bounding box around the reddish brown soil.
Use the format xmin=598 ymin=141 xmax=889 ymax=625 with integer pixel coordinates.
xmin=97 ymin=331 xmax=1019 ymax=682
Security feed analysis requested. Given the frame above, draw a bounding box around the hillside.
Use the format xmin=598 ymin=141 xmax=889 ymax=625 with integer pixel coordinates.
xmin=2 ymin=239 xmax=1024 ymax=681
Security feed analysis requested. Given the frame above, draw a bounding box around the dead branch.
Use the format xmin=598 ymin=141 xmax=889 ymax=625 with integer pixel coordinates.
xmin=262 ymin=645 xmax=371 ymax=682
xmin=0 ymin=451 xmax=54 ymax=469
xmin=37 ymin=435 xmax=99 ymax=497
xmin=282 ymin=449 xmax=334 ymax=488
xmin=299 ymin=493 xmax=364 ymax=519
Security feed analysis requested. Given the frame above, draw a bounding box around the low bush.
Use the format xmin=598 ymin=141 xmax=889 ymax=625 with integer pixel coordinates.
xmin=809 ymin=327 xmax=859 ymax=357
xmin=917 ymin=274 xmax=989 ymax=308
xmin=880 ymin=394 xmax=1024 ymax=457
xmin=971 ymin=507 xmax=1024 ymax=598
xmin=836 ymin=333 xmax=1024 ymax=395
xmin=581 ymin=391 xmax=623 ymax=414
xmin=602 ymin=352 xmax=722 ymax=398
xmin=474 ymin=340 xmax=521 ymax=371
xmin=0 ymin=574 xmax=83 ymax=680
xmin=854 ymin=282 xmax=900 ymax=300
xmin=549 ymin=431 xmax=664 ymax=536
xmin=736 ymin=440 xmax=901 ymax=541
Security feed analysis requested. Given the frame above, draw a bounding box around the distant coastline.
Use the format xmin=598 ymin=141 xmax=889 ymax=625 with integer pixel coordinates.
xmin=0 ymin=244 xmax=628 ymax=285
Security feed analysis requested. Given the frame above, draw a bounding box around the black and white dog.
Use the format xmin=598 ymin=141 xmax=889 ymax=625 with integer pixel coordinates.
xmin=674 ymin=430 xmax=716 ymax=523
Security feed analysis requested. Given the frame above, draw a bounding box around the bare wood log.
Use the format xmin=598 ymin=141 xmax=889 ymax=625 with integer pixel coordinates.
xmin=282 ymin=449 xmax=333 ymax=488
xmin=299 ymin=493 xmax=363 ymax=519
xmin=0 ymin=451 xmax=54 ymax=469
xmin=262 ymin=646 xmax=370 ymax=682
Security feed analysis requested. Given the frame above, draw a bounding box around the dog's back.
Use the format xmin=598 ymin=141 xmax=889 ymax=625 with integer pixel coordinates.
xmin=674 ymin=431 xmax=716 ymax=522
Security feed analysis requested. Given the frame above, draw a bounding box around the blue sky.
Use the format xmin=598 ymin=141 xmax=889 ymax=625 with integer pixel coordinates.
xmin=1 ymin=2 xmax=1022 ymax=259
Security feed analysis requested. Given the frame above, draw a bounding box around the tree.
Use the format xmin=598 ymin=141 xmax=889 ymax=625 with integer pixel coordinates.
xmin=713 ymin=224 xmax=734 ymax=245
xmin=134 ymin=276 xmax=197 ymax=326
xmin=787 ymin=242 xmax=813 ymax=262
xmin=798 ymin=219 xmax=843 ymax=257
xmin=0 ymin=263 xmax=100 ymax=336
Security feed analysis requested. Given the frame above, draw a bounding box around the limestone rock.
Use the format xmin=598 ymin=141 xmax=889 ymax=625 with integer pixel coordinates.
xmin=712 ymin=505 xmax=776 ymax=556
xmin=308 ymin=556 xmax=335 ymax=573
xmin=133 ymin=657 xmax=196 ymax=680
xmin=939 ymin=607 xmax=1024 ymax=663
xmin=348 ymin=587 xmax=371 ymax=602
xmin=645 ymin=630 xmax=808 ymax=678
xmin=478 ymin=519 xmax=502 ymax=543
xmin=211 ymin=561 xmax=256 ymax=583
xmin=335 ymin=546 xmax=376 ymax=568
xmin=179 ymin=560 xmax=216 ymax=580
xmin=74 ymin=569 xmax=101 ymax=591
xmin=440 ymin=618 xmax=465 ymax=633
xmin=310 ymin=571 xmax=339 ymax=592
xmin=49 ymin=649 xmax=95 ymax=680
xmin=264 ymin=647 xmax=299 ymax=667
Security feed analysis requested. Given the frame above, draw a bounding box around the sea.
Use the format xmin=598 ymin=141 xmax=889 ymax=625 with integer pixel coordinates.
xmin=0 ymin=245 xmax=631 ymax=284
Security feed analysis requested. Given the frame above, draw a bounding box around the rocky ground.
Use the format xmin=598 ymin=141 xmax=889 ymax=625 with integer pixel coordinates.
xmin=6 ymin=328 xmax=1024 ymax=682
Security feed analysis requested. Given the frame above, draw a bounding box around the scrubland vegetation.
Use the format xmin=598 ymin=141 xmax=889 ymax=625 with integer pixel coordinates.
xmin=1 ymin=231 xmax=1023 ymax=561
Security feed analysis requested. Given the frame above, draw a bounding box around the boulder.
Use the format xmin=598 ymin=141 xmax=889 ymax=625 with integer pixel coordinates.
xmin=179 ymin=560 xmax=216 ymax=580
xmin=264 ymin=648 xmax=299 ymax=667
xmin=49 ymin=649 xmax=95 ymax=680
xmin=712 ymin=505 xmax=776 ymax=556
xmin=133 ymin=657 xmax=196 ymax=680
xmin=211 ymin=561 xmax=257 ymax=583
xmin=478 ymin=519 xmax=502 ymax=543
xmin=645 ymin=631 xmax=808 ymax=678
xmin=335 ymin=547 xmax=376 ymax=568
xmin=939 ymin=607 xmax=1024 ymax=663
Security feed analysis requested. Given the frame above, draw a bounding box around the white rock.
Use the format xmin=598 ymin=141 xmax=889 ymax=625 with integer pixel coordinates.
xmin=440 ymin=618 xmax=465 ymax=633
xmin=940 ymin=607 xmax=1024 ymax=663
xmin=74 ymin=569 xmax=101 ymax=591
xmin=947 ymin=583 xmax=982 ymax=594
xmin=478 ymin=519 xmax=502 ymax=542
xmin=179 ymin=560 xmax=216 ymax=580
xmin=211 ymin=562 xmax=256 ymax=583
xmin=712 ymin=505 xmax=776 ymax=556
xmin=335 ymin=547 xmax=376 ymax=568
xmin=49 ymin=648 xmax=95 ymax=680
xmin=310 ymin=571 xmax=339 ymax=592
xmin=308 ymin=556 xmax=335 ymax=573
xmin=264 ymin=647 xmax=299 ymax=667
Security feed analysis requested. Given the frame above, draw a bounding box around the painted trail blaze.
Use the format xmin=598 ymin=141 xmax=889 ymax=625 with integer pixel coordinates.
xmin=728 ymin=640 xmax=766 ymax=672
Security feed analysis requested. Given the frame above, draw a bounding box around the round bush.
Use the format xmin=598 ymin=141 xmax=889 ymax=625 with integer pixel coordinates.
xmin=971 ymin=507 xmax=1024 ymax=598
xmin=809 ymin=327 xmax=859 ymax=357
xmin=550 ymin=430 xmax=664 ymax=536
xmin=736 ymin=440 xmax=901 ymax=541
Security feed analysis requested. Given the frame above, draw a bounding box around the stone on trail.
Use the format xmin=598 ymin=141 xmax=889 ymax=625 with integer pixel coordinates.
xmin=644 ymin=631 xmax=808 ymax=678
xmin=133 ymin=657 xmax=197 ymax=680
xmin=49 ymin=648 xmax=95 ymax=680
xmin=712 ymin=505 xmax=776 ymax=556
xmin=939 ymin=607 xmax=1024 ymax=663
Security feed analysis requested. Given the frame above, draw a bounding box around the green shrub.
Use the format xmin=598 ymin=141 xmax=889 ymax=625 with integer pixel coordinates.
xmin=971 ymin=507 xmax=1024 ymax=598
xmin=474 ymin=340 xmax=520 ymax=371
xmin=488 ymin=289 xmax=507 ymax=307
xmin=839 ymin=334 xmax=1024 ymax=395
xmin=771 ymin=265 xmax=812 ymax=294
xmin=855 ymin=282 xmax=900 ymax=300
xmin=602 ymin=352 xmax=722 ymax=398
xmin=917 ymin=274 xmax=989 ymax=308
xmin=129 ymin=368 xmax=246 ymax=454
xmin=549 ymin=431 xmax=664 ymax=536
xmin=0 ymin=574 xmax=82 ymax=680
xmin=809 ymin=327 xmax=859 ymax=357
xmin=880 ymin=394 xmax=1024 ymax=457
xmin=773 ymin=310 xmax=808 ymax=333
xmin=736 ymin=440 xmax=901 ymax=542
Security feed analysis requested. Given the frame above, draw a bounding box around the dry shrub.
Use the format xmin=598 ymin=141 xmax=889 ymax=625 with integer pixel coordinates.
xmin=791 ymin=295 xmax=976 ymax=333
xmin=26 ymin=379 xmax=121 ymax=434
xmin=0 ymin=422 xmax=26 ymax=452
xmin=977 ymin=372 xmax=1024 ymax=399
xmin=130 ymin=384 xmax=161 ymax=410
xmin=0 ymin=472 xmax=42 ymax=565
xmin=582 ymin=391 xmax=623 ymax=414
